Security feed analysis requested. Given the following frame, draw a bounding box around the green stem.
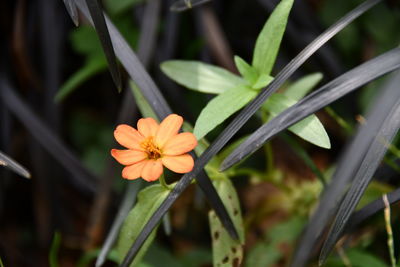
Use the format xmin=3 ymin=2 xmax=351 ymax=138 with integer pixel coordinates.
xmin=260 ymin=110 xmax=275 ymax=181
xmin=325 ymin=106 xmax=353 ymax=135
xmin=159 ymin=174 xmax=172 ymax=190
xmin=264 ymin=142 xmax=274 ymax=180
xmin=383 ymin=194 xmax=396 ymax=267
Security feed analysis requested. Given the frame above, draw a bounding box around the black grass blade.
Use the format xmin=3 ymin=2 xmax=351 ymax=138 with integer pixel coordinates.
xmin=196 ymin=169 xmax=239 ymax=240
xmin=0 ymin=151 xmax=31 ymax=179
xmin=0 ymin=76 xmax=97 ymax=194
xmin=73 ymin=0 xmax=171 ymax=119
xmin=73 ymin=0 xmax=239 ymax=251
xmin=120 ymin=1 xmax=383 ymax=265
xmin=221 ymin=47 xmax=400 ymax=171
xmin=95 ymin=181 xmax=142 ymax=267
xmin=318 ymin=72 xmax=400 ymax=264
xmin=346 ymin=186 xmax=400 ymax=233
xmin=170 ymin=0 xmax=212 ymax=12
xmin=95 ymin=1 xmax=161 ymax=264
xmin=62 ymin=0 xmax=79 ymax=26
xmin=84 ymin=0 xmax=121 ymax=90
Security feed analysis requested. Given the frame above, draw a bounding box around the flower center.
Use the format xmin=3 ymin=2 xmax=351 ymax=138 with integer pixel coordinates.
xmin=140 ymin=137 xmax=162 ymax=159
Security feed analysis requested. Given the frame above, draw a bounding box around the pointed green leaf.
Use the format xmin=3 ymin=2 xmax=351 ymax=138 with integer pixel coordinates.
xmin=284 ymin=73 xmax=323 ymax=101
xmin=234 ymin=56 xmax=258 ymax=84
xmin=209 ymin=178 xmax=244 ymax=267
xmin=49 ymin=232 xmax=61 ymax=267
xmin=252 ymin=74 xmax=274 ymax=90
xmin=161 ymin=60 xmax=246 ymax=94
xmin=264 ymin=94 xmax=331 ymax=149
xmin=194 ymin=85 xmax=257 ymax=139
xmin=130 ymin=81 xmax=159 ymax=121
xmin=56 ymin=58 xmax=107 ymax=101
xmin=252 ymin=0 xmax=294 ymax=75
xmin=116 ymin=184 xmax=172 ymax=267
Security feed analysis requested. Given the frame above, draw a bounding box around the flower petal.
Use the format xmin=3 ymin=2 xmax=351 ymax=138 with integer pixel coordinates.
xmin=122 ymin=161 xmax=147 ymax=180
xmin=162 ymin=154 xmax=194 ymax=173
xmin=163 ymin=132 xmax=198 ymax=156
xmin=155 ymin=114 xmax=183 ymax=147
xmin=137 ymin=117 xmax=159 ymax=138
xmin=114 ymin=124 xmax=144 ymax=150
xmin=141 ymin=159 xmax=163 ymax=182
xmin=111 ymin=149 xmax=147 ymax=165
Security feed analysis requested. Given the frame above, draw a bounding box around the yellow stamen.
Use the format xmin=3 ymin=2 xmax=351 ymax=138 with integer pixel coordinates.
xmin=140 ymin=137 xmax=162 ymax=159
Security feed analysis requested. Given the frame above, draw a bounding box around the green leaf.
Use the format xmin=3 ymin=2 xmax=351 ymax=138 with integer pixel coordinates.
xmin=245 ymin=244 xmax=281 ymax=267
xmin=116 ymin=184 xmax=172 ymax=266
xmin=57 ymin=19 xmax=138 ymax=102
xmin=209 ymin=178 xmax=244 ymax=267
xmin=77 ymin=249 xmax=120 ymax=267
xmin=130 ymin=81 xmax=159 ymax=121
xmin=194 ymin=85 xmax=257 ymax=139
xmin=284 ymin=73 xmax=323 ymax=101
xmin=245 ymin=217 xmax=305 ymax=267
xmin=161 ymin=60 xmax=246 ymax=94
xmin=346 ymin=249 xmax=388 ymax=267
xmin=70 ymin=25 xmax=105 ymax=57
xmin=234 ymin=56 xmax=258 ymax=84
xmin=252 ymin=73 xmax=274 ymax=90
xmin=55 ymin=58 xmax=107 ymax=102
xmin=49 ymin=232 xmax=61 ymax=267
xmin=252 ymin=0 xmax=294 ymax=75
xmin=264 ymin=94 xmax=331 ymax=149
xmin=104 ymin=0 xmax=144 ymax=15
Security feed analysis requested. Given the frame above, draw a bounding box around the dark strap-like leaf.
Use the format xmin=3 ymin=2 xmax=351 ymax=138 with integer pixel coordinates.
xmin=84 ymin=0 xmax=121 ymax=90
xmin=0 ymin=151 xmax=31 ymax=179
xmin=0 ymin=76 xmax=97 ymax=194
xmin=119 ymin=0 xmax=383 ymax=265
xmin=95 ymin=181 xmax=142 ymax=267
xmin=220 ymin=47 xmax=400 ymax=171
xmin=62 ymin=0 xmax=79 ymax=26
xmin=73 ymin=0 xmax=171 ymax=119
xmin=319 ymin=72 xmax=400 ymax=264
xmin=218 ymin=49 xmax=400 ymax=267
xmin=346 ymin=186 xmax=400 ymax=234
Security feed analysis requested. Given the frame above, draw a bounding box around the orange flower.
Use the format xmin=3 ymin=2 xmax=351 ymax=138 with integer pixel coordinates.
xmin=111 ymin=114 xmax=197 ymax=182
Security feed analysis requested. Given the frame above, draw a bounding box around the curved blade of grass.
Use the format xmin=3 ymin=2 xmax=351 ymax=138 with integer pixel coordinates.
xmin=84 ymin=0 xmax=121 ymax=90
xmin=0 ymin=76 xmax=97 ymax=194
xmin=221 ymin=47 xmax=400 ymax=171
xmin=120 ymin=0 xmax=383 ymax=265
xmin=0 ymin=151 xmax=31 ymax=179
xmin=95 ymin=181 xmax=142 ymax=267
xmin=319 ymin=72 xmax=400 ymax=264
xmin=63 ymin=0 xmax=79 ymax=26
